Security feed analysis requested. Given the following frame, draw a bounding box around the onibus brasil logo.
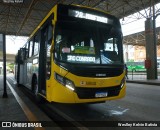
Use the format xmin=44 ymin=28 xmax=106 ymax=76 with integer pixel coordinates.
xmin=3 ymin=0 xmax=23 ymax=3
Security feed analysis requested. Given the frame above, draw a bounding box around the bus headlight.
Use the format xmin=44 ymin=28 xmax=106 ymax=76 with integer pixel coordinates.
xmin=120 ymin=77 xmax=125 ymax=88
xmin=55 ymin=72 xmax=75 ymax=91
xmin=65 ymin=79 xmax=75 ymax=91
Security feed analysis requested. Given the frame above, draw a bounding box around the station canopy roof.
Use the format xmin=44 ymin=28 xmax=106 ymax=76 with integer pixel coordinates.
xmin=0 ymin=0 xmax=160 ymax=36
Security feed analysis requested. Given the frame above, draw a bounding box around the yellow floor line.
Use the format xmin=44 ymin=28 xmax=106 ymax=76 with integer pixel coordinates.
xmin=7 ymin=80 xmax=45 ymax=130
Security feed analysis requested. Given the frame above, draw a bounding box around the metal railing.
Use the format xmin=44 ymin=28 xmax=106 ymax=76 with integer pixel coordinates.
xmin=127 ymin=69 xmax=160 ymax=80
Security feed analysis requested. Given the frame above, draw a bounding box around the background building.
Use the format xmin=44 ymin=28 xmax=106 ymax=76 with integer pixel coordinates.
xmin=124 ymin=45 xmax=160 ymax=62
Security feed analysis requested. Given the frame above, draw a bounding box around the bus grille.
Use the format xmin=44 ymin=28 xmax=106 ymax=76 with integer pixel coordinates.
xmin=73 ymin=68 xmax=123 ymax=77
xmin=75 ymin=85 xmax=121 ymax=99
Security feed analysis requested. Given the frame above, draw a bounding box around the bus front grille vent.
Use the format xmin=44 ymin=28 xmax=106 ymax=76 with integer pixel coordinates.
xmin=75 ymin=85 xmax=121 ymax=99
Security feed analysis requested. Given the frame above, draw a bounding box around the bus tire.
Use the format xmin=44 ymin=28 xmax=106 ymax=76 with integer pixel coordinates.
xmin=32 ymin=76 xmax=44 ymax=103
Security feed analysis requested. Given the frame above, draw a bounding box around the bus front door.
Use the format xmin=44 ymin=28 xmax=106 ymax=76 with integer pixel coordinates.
xmin=39 ymin=23 xmax=52 ymax=96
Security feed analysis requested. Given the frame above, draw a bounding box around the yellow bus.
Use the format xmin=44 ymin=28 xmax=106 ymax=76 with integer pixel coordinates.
xmin=15 ymin=4 xmax=126 ymax=103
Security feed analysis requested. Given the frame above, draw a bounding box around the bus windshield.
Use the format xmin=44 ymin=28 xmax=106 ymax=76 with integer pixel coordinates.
xmin=54 ymin=21 xmax=122 ymax=65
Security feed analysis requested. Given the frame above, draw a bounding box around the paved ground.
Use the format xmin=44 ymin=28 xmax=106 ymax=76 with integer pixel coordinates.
xmin=0 ymin=75 xmax=61 ymax=130
xmin=0 ymin=75 xmax=28 ymax=121
xmin=2 ymin=74 xmax=160 ymax=130
xmin=127 ymin=73 xmax=160 ymax=80
xmin=46 ymin=83 xmax=160 ymax=130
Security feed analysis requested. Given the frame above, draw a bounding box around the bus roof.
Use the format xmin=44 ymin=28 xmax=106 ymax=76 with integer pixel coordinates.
xmin=26 ymin=4 xmax=118 ymax=45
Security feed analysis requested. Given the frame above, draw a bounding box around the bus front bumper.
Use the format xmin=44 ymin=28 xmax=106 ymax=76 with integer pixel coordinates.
xmin=49 ymin=82 xmax=126 ymax=103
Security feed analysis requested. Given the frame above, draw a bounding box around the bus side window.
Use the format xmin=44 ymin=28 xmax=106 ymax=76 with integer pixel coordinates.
xmin=47 ymin=24 xmax=53 ymax=57
xmin=48 ymin=24 xmax=53 ymax=42
xmin=33 ymin=33 xmax=40 ymax=56
xmin=25 ymin=43 xmax=29 ymax=58
xmin=29 ymin=40 xmax=33 ymax=57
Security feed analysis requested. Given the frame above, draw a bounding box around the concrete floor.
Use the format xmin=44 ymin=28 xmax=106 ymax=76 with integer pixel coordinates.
xmin=46 ymin=83 xmax=160 ymax=130
xmin=1 ymin=74 xmax=160 ymax=130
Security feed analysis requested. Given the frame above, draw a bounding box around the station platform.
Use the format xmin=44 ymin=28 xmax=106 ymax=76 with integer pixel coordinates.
xmin=0 ymin=75 xmax=61 ymax=130
xmin=126 ymin=79 xmax=160 ymax=85
xmin=0 ymin=77 xmax=28 ymax=121
xmin=0 ymin=75 xmax=160 ymax=129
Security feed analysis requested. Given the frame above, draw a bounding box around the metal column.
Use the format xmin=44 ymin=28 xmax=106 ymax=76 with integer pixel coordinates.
xmin=145 ymin=18 xmax=157 ymax=79
xmin=2 ymin=34 xmax=8 ymax=98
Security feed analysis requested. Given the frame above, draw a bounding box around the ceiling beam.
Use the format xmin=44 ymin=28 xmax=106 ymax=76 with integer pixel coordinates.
xmin=5 ymin=5 xmax=11 ymax=33
xmin=16 ymin=0 xmax=37 ymax=36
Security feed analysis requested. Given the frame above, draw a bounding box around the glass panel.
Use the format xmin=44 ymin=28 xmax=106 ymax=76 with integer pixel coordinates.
xmin=33 ymin=35 xmax=40 ymax=55
xmin=54 ymin=21 xmax=122 ymax=65
xmin=25 ymin=43 xmax=29 ymax=58
xmin=101 ymin=38 xmax=120 ymax=64
xmin=48 ymin=25 xmax=53 ymax=41
xmin=29 ymin=40 xmax=33 ymax=57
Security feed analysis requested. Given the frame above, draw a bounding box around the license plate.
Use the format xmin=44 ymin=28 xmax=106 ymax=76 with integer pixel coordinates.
xmin=95 ymin=92 xmax=108 ymax=98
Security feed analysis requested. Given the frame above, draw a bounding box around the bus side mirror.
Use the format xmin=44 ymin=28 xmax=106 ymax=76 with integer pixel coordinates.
xmin=17 ymin=48 xmax=26 ymax=64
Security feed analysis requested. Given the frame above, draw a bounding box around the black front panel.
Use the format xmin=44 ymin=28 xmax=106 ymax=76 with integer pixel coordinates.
xmin=75 ymin=85 xmax=121 ymax=99
xmin=68 ymin=66 xmax=123 ymax=77
xmin=56 ymin=61 xmax=124 ymax=77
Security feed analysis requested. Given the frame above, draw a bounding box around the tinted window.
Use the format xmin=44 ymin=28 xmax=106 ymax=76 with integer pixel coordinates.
xmin=29 ymin=40 xmax=33 ymax=57
xmin=25 ymin=42 xmax=29 ymax=58
xmin=33 ymin=34 xmax=40 ymax=55
xmin=54 ymin=21 xmax=122 ymax=65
